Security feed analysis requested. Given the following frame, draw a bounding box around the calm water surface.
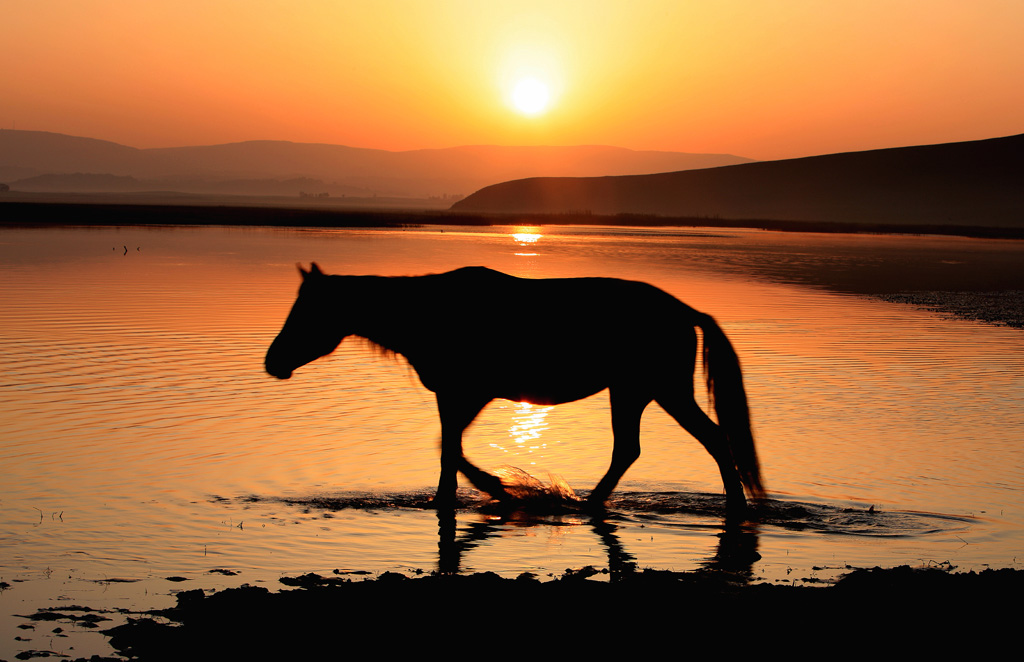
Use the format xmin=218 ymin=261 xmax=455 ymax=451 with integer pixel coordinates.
xmin=2 ymin=224 xmax=1022 ymax=656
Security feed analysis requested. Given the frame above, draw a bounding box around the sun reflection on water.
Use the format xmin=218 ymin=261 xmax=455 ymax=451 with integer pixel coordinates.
xmin=488 ymin=402 xmax=554 ymax=464
xmin=511 ymin=226 xmax=542 ymax=256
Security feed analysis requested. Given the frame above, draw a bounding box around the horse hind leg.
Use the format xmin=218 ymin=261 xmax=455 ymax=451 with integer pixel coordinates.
xmin=457 ymin=457 xmax=509 ymax=503
xmin=655 ymin=389 xmax=747 ymax=517
xmin=587 ymin=388 xmax=651 ymax=508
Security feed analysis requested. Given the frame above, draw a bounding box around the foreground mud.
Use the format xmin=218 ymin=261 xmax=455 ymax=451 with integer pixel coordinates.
xmin=20 ymin=566 xmax=1021 ymax=661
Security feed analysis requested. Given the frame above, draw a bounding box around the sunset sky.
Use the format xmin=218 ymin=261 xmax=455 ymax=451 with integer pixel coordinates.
xmin=4 ymin=1 xmax=1023 ymax=160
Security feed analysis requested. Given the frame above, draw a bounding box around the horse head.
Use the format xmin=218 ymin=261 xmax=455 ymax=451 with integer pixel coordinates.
xmin=265 ymin=263 xmax=346 ymax=379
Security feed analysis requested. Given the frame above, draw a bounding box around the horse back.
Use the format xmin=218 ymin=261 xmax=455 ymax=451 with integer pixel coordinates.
xmin=397 ymin=268 xmax=699 ymax=401
xmin=429 ymin=267 xmax=695 ymax=334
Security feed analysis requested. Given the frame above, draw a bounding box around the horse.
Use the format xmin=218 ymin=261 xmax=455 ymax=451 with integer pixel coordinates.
xmin=265 ymin=263 xmax=764 ymax=517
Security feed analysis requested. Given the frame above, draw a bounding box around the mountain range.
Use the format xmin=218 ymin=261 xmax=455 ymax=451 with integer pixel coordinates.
xmin=452 ymin=133 xmax=1024 ymax=228
xmin=0 ymin=130 xmax=752 ymax=199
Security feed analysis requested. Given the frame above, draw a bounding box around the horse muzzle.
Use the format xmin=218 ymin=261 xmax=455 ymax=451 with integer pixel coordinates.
xmin=265 ymin=354 xmax=294 ymax=380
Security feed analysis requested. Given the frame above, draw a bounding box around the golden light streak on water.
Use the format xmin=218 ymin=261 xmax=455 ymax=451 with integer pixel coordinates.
xmin=511 ymin=225 xmax=543 ymax=255
xmin=484 ymin=402 xmax=555 ymax=466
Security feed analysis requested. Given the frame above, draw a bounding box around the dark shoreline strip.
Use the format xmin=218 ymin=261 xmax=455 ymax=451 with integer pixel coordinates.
xmin=3 ymin=200 xmax=1023 ymax=239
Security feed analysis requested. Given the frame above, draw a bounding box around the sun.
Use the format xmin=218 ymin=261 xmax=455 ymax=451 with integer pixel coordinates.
xmin=511 ymin=77 xmax=551 ymax=116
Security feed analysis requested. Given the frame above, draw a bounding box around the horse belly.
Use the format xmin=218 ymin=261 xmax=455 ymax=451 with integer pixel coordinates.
xmin=500 ymin=366 xmax=608 ymax=405
xmin=483 ymin=341 xmax=627 ymax=404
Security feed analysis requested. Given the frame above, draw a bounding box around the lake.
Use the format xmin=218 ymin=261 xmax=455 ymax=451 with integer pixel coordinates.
xmin=2 ymin=222 xmax=1022 ymax=657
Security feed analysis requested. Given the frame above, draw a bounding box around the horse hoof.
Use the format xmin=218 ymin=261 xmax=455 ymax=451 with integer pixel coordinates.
xmin=482 ymin=483 xmax=514 ymax=503
xmin=429 ymin=497 xmax=459 ymax=511
xmin=583 ymin=495 xmax=609 ymax=514
xmin=724 ymin=500 xmax=749 ymax=525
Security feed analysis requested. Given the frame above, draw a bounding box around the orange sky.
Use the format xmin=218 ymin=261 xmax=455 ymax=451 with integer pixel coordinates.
xmin=3 ymin=1 xmax=1023 ymax=160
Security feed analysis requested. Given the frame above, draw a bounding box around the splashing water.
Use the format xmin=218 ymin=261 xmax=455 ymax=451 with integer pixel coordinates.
xmin=494 ymin=466 xmax=579 ymax=504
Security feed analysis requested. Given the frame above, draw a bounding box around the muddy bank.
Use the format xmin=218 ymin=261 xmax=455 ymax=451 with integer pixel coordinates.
xmin=878 ymin=290 xmax=1024 ymax=328
xmin=21 ymin=566 xmax=1022 ymax=661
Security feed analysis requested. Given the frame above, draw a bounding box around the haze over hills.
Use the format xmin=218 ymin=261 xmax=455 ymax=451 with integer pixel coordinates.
xmin=452 ymin=133 xmax=1024 ymax=229
xmin=0 ymin=130 xmax=753 ymax=199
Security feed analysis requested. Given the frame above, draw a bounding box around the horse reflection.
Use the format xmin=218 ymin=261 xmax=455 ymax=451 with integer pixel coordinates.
xmin=435 ymin=505 xmax=760 ymax=578
xmin=265 ymin=264 xmax=764 ymax=517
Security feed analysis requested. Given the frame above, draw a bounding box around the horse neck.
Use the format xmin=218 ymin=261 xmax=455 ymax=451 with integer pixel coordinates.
xmin=340 ymin=275 xmax=419 ymax=355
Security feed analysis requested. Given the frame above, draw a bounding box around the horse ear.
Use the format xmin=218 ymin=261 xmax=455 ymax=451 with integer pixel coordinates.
xmin=298 ymin=263 xmax=324 ymax=281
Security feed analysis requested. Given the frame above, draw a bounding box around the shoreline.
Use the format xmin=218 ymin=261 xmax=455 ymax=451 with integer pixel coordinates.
xmin=3 ymin=197 xmax=1024 ymax=239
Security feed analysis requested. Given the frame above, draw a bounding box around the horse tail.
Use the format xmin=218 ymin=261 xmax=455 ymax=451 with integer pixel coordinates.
xmin=695 ymin=313 xmax=765 ymax=500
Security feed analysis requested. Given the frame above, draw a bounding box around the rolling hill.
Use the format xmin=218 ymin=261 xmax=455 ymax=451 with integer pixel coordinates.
xmin=451 ymin=133 xmax=1024 ymax=228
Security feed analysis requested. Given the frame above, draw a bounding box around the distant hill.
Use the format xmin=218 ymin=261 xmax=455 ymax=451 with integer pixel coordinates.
xmin=12 ymin=173 xmax=147 ymax=192
xmin=452 ymin=133 xmax=1024 ymax=228
xmin=0 ymin=130 xmax=752 ymax=199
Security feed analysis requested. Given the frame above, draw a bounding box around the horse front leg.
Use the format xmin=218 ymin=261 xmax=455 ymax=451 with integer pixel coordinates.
xmin=434 ymin=393 xmax=507 ymax=507
xmin=587 ymin=388 xmax=651 ymax=508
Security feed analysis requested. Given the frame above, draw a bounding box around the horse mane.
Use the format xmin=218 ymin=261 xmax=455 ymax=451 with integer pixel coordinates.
xmin=356 ymin=336 xmax=398 ymax=360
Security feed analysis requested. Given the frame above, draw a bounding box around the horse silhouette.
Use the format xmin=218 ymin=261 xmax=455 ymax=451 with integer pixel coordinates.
xmin=265 ymin=264 xmax=764 ymax=516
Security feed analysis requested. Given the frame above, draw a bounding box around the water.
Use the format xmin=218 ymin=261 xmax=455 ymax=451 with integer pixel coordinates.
xmin=2 ymin=223 xmax=1022 ymax=658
